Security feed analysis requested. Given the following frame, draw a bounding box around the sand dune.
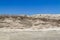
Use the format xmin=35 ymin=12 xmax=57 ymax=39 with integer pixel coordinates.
xmin=0 ymin=14 xmax=60 ymax=40
xmin=0 ymin=14 xmax=60 ymax=30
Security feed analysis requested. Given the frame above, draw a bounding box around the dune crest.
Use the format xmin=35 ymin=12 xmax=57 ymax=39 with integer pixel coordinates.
xmin=0 ymin=14 xmax=60 ymax=29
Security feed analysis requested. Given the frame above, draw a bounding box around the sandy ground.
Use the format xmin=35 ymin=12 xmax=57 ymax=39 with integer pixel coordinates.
xmin=0 ymin=14 xmax=60 ymax=40
xmin=0 ymin=29 xmax=60 ymax=40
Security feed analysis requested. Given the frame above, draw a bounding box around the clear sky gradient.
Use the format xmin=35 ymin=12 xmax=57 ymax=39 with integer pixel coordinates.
xmin=0 ymin=0 xmax=60 ymax=15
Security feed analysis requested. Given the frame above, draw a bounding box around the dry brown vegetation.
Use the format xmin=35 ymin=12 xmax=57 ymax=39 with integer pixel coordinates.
xmin=0 ymin=14 xmax=60 ymax=29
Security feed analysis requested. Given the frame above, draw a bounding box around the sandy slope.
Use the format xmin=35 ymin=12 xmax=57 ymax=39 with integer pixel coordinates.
xmin=0 ymin=14 xmax=60 ymax=30
xmin=0 ymin=14 xmax=60 ymax=40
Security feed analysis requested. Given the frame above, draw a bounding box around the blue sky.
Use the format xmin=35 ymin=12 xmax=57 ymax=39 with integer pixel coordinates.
xmin=0 ymin=0 xmax=60 ymax=15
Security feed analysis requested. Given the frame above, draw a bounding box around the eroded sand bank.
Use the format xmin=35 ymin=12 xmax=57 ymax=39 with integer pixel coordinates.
xmin=0 ymin=14 xmax=60 ymax=29
xmin=0 ymin=14 xmax=60 ymax=40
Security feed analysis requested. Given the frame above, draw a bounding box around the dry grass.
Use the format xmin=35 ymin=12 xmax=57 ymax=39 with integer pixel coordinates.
xmin=0 ymin=15 xmax=60 ymax=29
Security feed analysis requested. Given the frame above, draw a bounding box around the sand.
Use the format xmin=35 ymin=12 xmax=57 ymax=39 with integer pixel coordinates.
xmin=0 ymin=29 xmax=60 ymax=40
xmin=0 ymin=14 xmax=60 ymax=40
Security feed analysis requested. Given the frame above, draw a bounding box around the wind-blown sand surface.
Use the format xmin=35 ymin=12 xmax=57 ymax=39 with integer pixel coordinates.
xmin=0 ymin=29 xmax=60 ymax=40
xmin=0 ymin=14 xmax=60 ymax=40
xmin=0 ymin=14 xmax=60 ymax=29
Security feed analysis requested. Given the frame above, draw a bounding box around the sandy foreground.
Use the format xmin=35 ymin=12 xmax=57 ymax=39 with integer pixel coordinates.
xmin=0 ymin=28 xmax=60 ymax=40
